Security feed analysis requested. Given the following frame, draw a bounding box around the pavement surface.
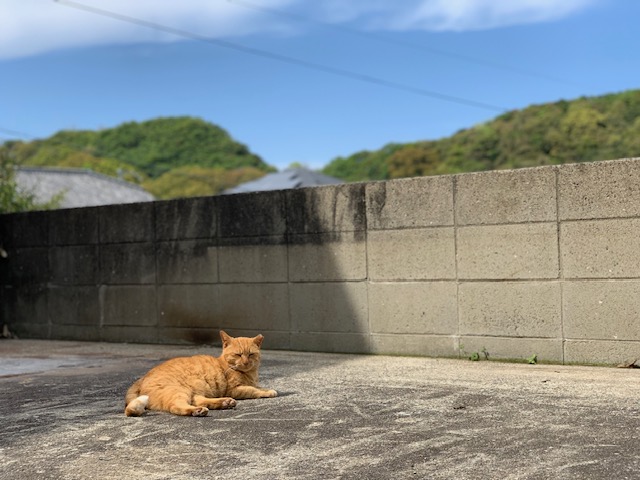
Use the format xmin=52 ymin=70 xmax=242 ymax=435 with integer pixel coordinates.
xmin=1 ymin=339 xmax=640 ymax=480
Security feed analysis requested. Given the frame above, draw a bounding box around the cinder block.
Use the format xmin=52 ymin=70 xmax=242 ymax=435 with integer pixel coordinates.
xmin=459 ymin=282 xmax=561 ymax=337
xmin=457 ymin=223 xmax=559 ymax=279
xmin=219 ymin=237 xmax=287 ymax=283
xmin=456 ymin=167 xmax=557 ymax=225
xmin=366 ymin=176 xmax=454 ymax=230
xmin=459 ymin=336 xmax=563 ymax=363
xmin=369 ymin=334 xmax=459 ymax=357
xmin=257 ymin=331 xmax=291 ymax=350
xmin=102 ymin=285 xmax=157 ymax=327
xmin=564 ymin=339 xmax=640 ymax=365
xmin=52 ymin=324 xmax=101 ymax=342
xmin=561 ymin=219 xmax=640 ymax=278
xmin=157 ymin=327 xmax=220 ymax=345
xmin=11 ymin=323 xmax=50 ymax=339
xmin=49 ymin=286 xmax=99 ymax=326
xmin=368 ymin=227 xmax=456 ymax=280
xmin=0 ymin=211 xmax=49 ymax=247
xmin=558 ymin=158 xmax=640 ymax=220
xmin=288 ymin=232 xmax=366 ymax=282
xmin=100 ymin=243 xmax=156 ymax=284
xmin=0 ymin=287 xmax=6 ymax=325
xmin=290 ymin=332 xmax=370 ymax=353
xmin=99 ymin=203 xmax=155 ymax=243
xmin=369 ymin=282 xmax=457 ymax=335
xmin=50 ymin=246 xmax=98 ymax=285
xmin=100 ymin=326 xmax=159 ymax=344
xmin=49 ymin=208 xmax=99 ymax=245
xmin=0 ymin=247 xmax=50 ymax=285
xmin=219 ymin=191 xmax=286 ymax=238
xmin=157 ymin=284 xmax=218 ymax=328
xmin=563 ymin=281 xmax=640 ymax=340
xmin=157 ymin=240 xmax=218 ymax=284
xmin=155 ymin=197 xmax=218 ymax=241
xmin=286 ymin=183 xmax=366 ymax=234
xmin=218 ymin=284 xmax=289 ymax=331
xmin=0 ymin=259 xmax=9 ymax=286
xmin=3 ymin=285 xmax=48 ymax=325
xmin=290 ymin=282 xmax=368 ymax=333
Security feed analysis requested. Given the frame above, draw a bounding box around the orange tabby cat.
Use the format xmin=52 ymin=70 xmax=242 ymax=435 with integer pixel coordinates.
xmin=124 ymin=331 xmax=277 ymax=417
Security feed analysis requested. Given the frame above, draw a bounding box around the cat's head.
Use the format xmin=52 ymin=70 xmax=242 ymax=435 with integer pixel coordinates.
xmin=220 ymin=330 xmax=264 ymax=372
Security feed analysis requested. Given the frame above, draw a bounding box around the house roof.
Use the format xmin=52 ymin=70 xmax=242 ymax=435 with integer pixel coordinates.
xmin=224 ymin=168 xmax=343 ymax=194
xmin=16 ymin=167 xmax=155 ymax=209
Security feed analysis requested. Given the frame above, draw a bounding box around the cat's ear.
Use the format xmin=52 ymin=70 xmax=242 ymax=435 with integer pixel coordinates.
xmin=220 ymin=330 xmax=232 ymax=348
xmin=253 ymin=334 xmax=264 ymax=347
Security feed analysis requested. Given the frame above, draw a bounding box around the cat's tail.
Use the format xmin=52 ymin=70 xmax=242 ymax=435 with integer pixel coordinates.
xmin=124 ymin=379 xmax=148 ymax=417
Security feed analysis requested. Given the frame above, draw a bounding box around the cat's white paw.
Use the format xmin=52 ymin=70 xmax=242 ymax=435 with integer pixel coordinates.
xmin=264 ymin=389 xmax=278 ymax=398
xmin=125 ymin=395 xmax=150 ymax=417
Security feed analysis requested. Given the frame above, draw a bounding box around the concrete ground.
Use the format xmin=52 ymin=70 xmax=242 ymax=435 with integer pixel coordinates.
xmin=1 ymin=340 xmax=639 ymax=480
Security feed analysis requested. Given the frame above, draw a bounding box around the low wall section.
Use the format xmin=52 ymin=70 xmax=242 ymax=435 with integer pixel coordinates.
xmin=3 ymin=158 xmax=640 ymax=365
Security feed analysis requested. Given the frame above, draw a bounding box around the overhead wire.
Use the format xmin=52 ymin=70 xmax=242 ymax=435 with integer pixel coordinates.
xmin=53 ymin=0 xmax=507 ymax=113
xmin=226 ymin=0 xmax=577 ymax=86
xmin=0 ymin=127 xmax=37 ymax=140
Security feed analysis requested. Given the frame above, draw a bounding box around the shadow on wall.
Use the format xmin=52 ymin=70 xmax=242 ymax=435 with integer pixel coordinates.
xmin=208 ymin=184 xmax=370 ymax=354
xmin=0 ymin=165 xmax=567 ymax=363
xmin=0 ymin=175 xmax=462 ymax=359
xmin=152 ymin=177 xmax=460 ymax=358
xmin=0 ymin=183 xmax=371 ymax=355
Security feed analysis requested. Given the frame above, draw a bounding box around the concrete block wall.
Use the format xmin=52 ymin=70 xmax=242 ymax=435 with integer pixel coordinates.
xmin=2 ymin=157 xmax=640 ymax=365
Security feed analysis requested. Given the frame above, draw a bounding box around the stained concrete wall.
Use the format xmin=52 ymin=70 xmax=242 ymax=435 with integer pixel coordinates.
xmin=2 ymin=157 xmax=640 ymax=365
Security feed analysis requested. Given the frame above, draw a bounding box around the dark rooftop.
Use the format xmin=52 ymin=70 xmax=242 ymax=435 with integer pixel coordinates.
xmin=16 ymin=167 xmax=155 ymax=209
xmin=224 ymin=167 xmax=343 ymax=194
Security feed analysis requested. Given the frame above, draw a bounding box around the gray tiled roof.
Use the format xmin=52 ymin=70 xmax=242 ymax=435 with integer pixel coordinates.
xmin=16 ymin=167 xmax=155 ymax=209
xmin=224 ymin=168 xmax=343 ymax=194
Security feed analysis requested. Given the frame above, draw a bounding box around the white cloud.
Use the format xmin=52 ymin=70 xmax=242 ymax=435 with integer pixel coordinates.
xmin=309 ymin=0 xmax=598 ymax=31
xmin=0 ymin=0 xmax=598 ymax=60
xmin=387 ymin=0 xmax=598 ymax=31
xmin=0 ymin=0 xmax=295 ymax=60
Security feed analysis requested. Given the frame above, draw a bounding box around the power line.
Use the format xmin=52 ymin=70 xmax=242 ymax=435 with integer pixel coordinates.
xmin=54 ymin=0 xmax=507 ymax=113
xmin=0 ymin=127 xmax=37 ymax=140
xmin=0 ymin=126 xmax=73 ymax=144
xmin=227 ymin=0 xmax=577 ymax=86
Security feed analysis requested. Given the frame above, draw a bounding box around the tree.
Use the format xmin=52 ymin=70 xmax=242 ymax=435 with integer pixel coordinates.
xmin=0 ymin=150 xmax=62 ymax=213
xmin=550 ymin=103 xmax=608 ymax=163
xmin=387 ymin=144 xmax=441 ymax=178
xmin=286 ymin=162 xmax=309 ymax=170
xmin=323 ymin=89 xmax=640 ymax=181
xmin=142 ymin=166 xmax=266 ymax=199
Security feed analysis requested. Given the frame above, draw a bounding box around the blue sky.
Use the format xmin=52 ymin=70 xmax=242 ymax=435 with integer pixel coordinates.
xmin=1 ymin=0 xmax=639 ymax=170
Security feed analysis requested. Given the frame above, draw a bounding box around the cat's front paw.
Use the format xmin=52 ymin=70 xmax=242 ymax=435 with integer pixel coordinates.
xmin=192 ymin=407 xmax=209 ymax=417
xmin=221 ymin=398 xmax=237 ymax=409
xmin=263 ymin=389 xmax=278 ymax=398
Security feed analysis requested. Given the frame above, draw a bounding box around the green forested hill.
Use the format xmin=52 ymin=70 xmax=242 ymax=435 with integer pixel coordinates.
xmin=5 ymin=90 xmax=640 ymax=203
xmin=322 ymin=89 xmax=640 ymax=181
xmin=1 ymin=116 xmax=273 ymax=199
